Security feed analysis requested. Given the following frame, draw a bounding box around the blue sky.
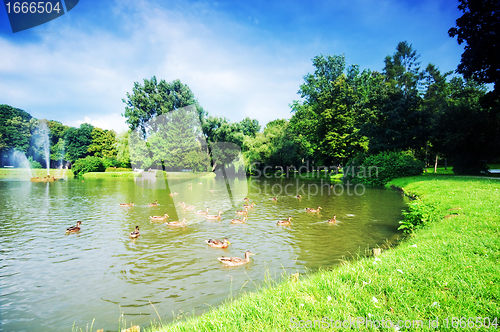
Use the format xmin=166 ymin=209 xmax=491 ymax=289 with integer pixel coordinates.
xmin=0 ymin=0 xmax=464 ymax=132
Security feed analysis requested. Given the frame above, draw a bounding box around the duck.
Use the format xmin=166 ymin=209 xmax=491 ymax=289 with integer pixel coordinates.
xmin=205 ymin=238 xmax=231 ymax=249
xmin=306 ymin=206 xmax=322 ymax=213
xmin=148 ymin=200 xmax=159 ymax=207
xmin=119 ymin=202 xmax=134 ymax=207
xmin=243 ymin=197 xmax=250 ymax=202
xmin=167 ymin=218 xmax=188 ymax=227
xmin=242 ymin=203 xmax=256 ymax=209
xmin=205 ymin=211 xmax=224 ymax=220
xmin=295 ymin=195 xmax=302 ymax=199
xmin=130 ymin=226 xmax=140 ymax=238
xmin=182 ymin=204 xmax=195 ymax=210
xmin=271 ymin=197 xmax=278 ymax=201
xmin=150 ymin=213 xmax=169 ymax=221
xmin=218 ymin=251 xmax=255 ymax=267
xmin=277 ymin=216 xmax=292 ymax=226
xmin=236 ymin=207 xmax=248 ymax=215
xmin=195 ymin=207 xmax=210 ymax=215
xmin=169 ymin=192 xmax=178 ymax=196
xmin=66 ymin=221 xmax=82 ymax=233
xmin=328 ymin=215 xmax=337 ymax=224
xmin=230 ymin=216 xmax=247 ymax=224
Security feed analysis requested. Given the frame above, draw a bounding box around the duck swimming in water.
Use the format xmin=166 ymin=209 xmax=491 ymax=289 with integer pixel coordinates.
xmin=130 ymin=226 xmax=140 ymax=238
xmin=305 ymin=206 xmax=322 ymax=213
xmin=66 ymin=221 xmax=82 ymax=233
xmin=218 ymin=251 xmax=255 ymax=267
xmin=196 ymin=207 xmax=210 ymax=215
xmin=119 ymin=202 xmax=134 ymax=207
xmin=328 ymin=215 xmax=337 ymax=224
xmin=167 ymin=218 xmax=188 ymax=227
xmin=205 ymin=211 xmax=224 ymax=220
xmin=205 ymin=238 xmax=231 ymax=248
xmin=230 ymin=216 xmax=247 ymax=224
xmin=277 ymin=216 xmax=292 ymax=226
xmin=150 ymin=213 xmax=169 ymax=221
xmin=148 ymin=200 xmax=158 ymax=207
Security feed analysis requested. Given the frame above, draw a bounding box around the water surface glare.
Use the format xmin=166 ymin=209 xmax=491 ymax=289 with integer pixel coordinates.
xmin=0 ymin=177 xmax=405 ymax=331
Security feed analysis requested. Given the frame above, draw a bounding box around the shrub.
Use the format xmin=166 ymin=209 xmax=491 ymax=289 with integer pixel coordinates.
xmin=344 ymin=151 xmax=424 ymax=186
xmin=72 ymin=156 xmax=105 ymax=177
xmin=28 ymin=156 xmax=42 ymax=169
xmin=398 ymin=199 xmax=435 ymax=233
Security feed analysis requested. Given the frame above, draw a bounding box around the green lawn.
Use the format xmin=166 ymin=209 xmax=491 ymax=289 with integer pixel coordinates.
xmin=0 ymin=168 xmax=73 ymax=179
xmin=130 ymin=175 xmax=500 ymax=332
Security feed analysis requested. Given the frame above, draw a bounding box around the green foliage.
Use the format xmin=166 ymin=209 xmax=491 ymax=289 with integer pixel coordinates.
xmin=88 ymin=127 xmax=117 ymax=158
xmin=123 ymin=77 xmax=205 ymax=137
xmin=398 ymin=199 xmax=435 ymax=233
xmin=71 ymin=156 xmax=105 ymax=177
xmin=0 ymin=105 xmax=32 ymax=158
xmin=114 ymin=131 xmax=131 ymax=167
xmin=449 ymin=0 xmax=500 ymax=93
xmin=27 ymin=156 xmax=42 ymax=169
xmin=344 ymin=151 xmax=424 ymax=185
xmin=64 ymin=123 xmax=94 ymax=163
xmin=289 ymin=54 xmax=371 ymax=165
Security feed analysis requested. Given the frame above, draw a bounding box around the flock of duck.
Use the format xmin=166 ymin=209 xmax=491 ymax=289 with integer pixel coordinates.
xmin=65 ymin=187 xmax=338 ymax=267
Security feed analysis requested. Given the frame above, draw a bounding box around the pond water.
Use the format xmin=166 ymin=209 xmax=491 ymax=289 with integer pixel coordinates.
xmin=0 ymin=176 xmax=405 ymax=331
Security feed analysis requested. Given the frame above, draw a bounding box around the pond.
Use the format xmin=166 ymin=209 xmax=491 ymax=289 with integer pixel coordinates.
xmin=0 ymin=176 xmax=406 ymax=331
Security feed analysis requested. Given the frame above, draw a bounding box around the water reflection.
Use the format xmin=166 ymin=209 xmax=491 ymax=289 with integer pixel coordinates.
xmin=0 ymin=177 xmax=405 ymax=331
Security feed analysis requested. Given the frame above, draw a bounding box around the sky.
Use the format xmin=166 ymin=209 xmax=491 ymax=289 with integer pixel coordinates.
xmin=0 ymin=0 xmax=465 ymax=133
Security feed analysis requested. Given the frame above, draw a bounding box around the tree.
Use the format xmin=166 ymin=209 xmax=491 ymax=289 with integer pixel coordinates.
xmin=88 ymin=127 xmax=117 ymax=158
xmin=114 ymin=131 xmax=131 ymax=167
xmin=291 ymin=54 xmax=373 ymax=165
xmin=123 ymin=77 xmax=205 ymax=138
xmin=362 ymin=42 xmax=430 ymax=153
xmin=0 ymin=105 xmax=32 ymax=161
xmin=64 ymin=123 xmax=94 ymax=163
xmin=449 ymin=0 xmax=500 ymax=93
xmin=434 ymin=77 xmax=500 ymax=174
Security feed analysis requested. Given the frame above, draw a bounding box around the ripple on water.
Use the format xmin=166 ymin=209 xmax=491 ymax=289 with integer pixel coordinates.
xmin=0 ymin=179 xmax=405 ymax=331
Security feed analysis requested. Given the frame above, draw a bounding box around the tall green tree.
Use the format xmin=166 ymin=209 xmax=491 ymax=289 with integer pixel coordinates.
xmin=290 ymin=54 xmax=371 ymax=165
xmin=449 ymin=0 xmax=500 ymax=93
xmin=122 ymin=77 xmax=205 ymax=138
xmin=64 ymin=123 xmax=94 ymax=163
xmin=88 ymin=127 xmax=117 ymax=158
xmin=0 ymin=105 xmax=32 ymax=160
xmin=363 ymin=42 xmax=430 ymax=153
xmin=434 ymin=77 xmax=499 ymax=174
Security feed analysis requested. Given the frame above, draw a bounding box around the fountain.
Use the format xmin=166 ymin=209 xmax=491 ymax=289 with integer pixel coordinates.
xmin=30 ymin=120 xmax=59 ymax=182
xmin=10 ymin=150 xmax=34 ymax=179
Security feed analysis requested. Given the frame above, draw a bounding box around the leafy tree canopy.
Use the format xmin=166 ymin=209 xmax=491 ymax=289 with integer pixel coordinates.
xmin=449 ymin=0 xmax=500 ymax=93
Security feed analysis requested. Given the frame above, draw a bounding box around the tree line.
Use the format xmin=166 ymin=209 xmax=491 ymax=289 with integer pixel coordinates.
xmin=1 ymin=0 xmax=497 ymax=176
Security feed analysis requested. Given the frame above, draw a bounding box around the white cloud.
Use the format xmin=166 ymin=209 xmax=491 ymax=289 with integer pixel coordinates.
xmin=68 ymin=114 xmax=129 ymax=133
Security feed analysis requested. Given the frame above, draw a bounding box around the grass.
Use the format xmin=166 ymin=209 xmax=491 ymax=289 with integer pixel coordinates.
xmin=83 ymin=171 xmax=217 ymax=180
xmin=133 ymin=175 xmax=500 ymax=332
xmin=0 ymin=168 xmax=73 ymax=179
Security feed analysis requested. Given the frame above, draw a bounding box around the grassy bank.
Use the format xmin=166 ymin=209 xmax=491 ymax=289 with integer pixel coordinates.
xmin=138 ymin=175 xmax=500 ymax=332
xmin=0 ymin=168 xmax=73 ymax=179
xmin=83 ymin=171 xmax=216 ymax=180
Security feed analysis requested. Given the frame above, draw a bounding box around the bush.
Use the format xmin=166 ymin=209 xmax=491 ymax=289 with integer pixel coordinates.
xmin=398 ymin=199 xmax=435 ymax=233
xmin=28 ymin=156 xmax=42 ymax=169
xmin=344 ymin=151 xmax=424 ymax=186
xmin=72 ymin=156 xmax=105 ymax=177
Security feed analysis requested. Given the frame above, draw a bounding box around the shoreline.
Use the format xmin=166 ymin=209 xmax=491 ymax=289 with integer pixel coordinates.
xmin=132 ymin=174 xmax=500 ymax=332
